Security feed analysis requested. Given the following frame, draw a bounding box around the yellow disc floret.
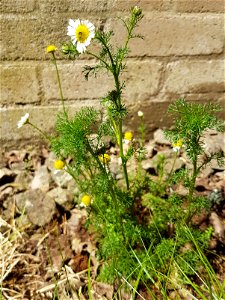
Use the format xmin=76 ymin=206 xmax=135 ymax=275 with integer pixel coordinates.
xmin=172 ymin=139 xmax=183 ymax=152
xmin=124 ymin=131 xmax=133 ymax=141
xmin=172 ymin=139 xmax=183 ymax=148
xmin=81 ymin=194 xmax=91 ymax=206
xmin=75 ymin=24 xmax=90 ymax=43
xmin=54 ymin=159 xmax=65 ymax=170
xmin=99 ymin=153 xmax=111 ymax=164
xmin=46 ymin=45 xmax=57 ymax=53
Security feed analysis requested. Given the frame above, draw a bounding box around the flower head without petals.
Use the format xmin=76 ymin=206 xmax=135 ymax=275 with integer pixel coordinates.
xmin=99 ymin=153 xmax=111 ymax=164
xmin=46 ymin=45 xmax=57 ymax=53
xmin=54 ymin=159 xmax=65 ymax=170
xmin=172 ymin=139 xmax=183 ymax=152
xmin=81 ymin=194 xmax=91 ymax=206
xmin=124 ymin=131 xmax=133 ymax=142
xmin=67 ymin=19 xmax=95 ymax=53
xmin=17 ymin=113 xmax=29 ymax=128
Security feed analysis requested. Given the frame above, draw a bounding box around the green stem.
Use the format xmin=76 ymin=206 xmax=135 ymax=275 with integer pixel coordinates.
xmin=113 ymin=71 xmax=130 ymax=190
xmin=188 ymin=157 xmax=198 ymax=200
xmin=87 ymin=51 xmax=111 ymax=71
xmin=28 ymin=122 xmax=50 ymax=140
xmin=52 ymin=53 xmax=66 ymax=116
xmin=167 ymin=151 xmax=178 ymax=182
xmin=118 ymin=119 xmax=130 ymax=190
xmin=91 ymin=31 xmax=131 ymax=189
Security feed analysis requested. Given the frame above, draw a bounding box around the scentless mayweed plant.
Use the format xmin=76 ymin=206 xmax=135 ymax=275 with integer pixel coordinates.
xmin=17 ymin=6 xmax=225 ymax=298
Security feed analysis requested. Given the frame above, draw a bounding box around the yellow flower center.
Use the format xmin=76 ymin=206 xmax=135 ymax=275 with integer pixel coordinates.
xmin=99 ymin=154 xmax=111 ymax=164
xmin=81 ymin=195 xmax=91 ymax=206
xmin=124 ymin=131 xmax=133 ymax=141
xmin=54 ymin=159 xmax=65 ymax=170
xmin=172 ymin=139 xmax=183 ymax=148
xmin=46 ymin=45 xmax=57 ymax=53
xmin=75 ymin=24 xmax=90 ymax=43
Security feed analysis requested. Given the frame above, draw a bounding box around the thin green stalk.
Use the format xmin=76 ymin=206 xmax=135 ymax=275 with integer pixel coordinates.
xmin=87 ymin=51 xmax=111 ymax=71
xmin=28 ymin=122 xmax=50 ymax=140
xmin=52 ymin=53 xmax=66 ymax=116
xmin=167 ymin=151 xmax=178 ymax=181
xmin=118 ymin=119 xmax=130 ymax=190
xmin=188 ymin=156 xmax=198 ymax=200
xmin=90 ymin=31 xmax=130 ymax=190
xmin=113 ymin=70 xmax=130 ymax=190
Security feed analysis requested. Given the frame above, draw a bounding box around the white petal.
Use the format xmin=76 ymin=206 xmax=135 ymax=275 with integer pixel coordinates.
xmin=68 ymin=19 xmax=75 ymax=27
xmin=84 ymin=38 xmax=91 ymax=47
xmin=67 ymin=28 xmax=75 ymax=37
xmin=73 ymin=19 xmax=81 ymax=28
xmin=89 ymin=30 xmax=95 ymax=38
xmin=70 ymin=36 xmax=77 ymax=45
xmin=76 ymin=42 xmax=86 ymax=53
xmin=88 ymin=24 xmax=95 ymax=32
xmin=83 ymin=20 xmax=94 ymax=30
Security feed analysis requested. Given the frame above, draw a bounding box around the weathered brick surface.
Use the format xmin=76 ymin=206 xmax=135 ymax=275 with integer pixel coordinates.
xmin=40 ymin=60 xmax=162 ymax=102
xmin=108 ymin=15 xmax=224 ymax=56
xmin=1 ymin=5 xmax=223 ymax=60
xmin=163 ymin=60 xmax=224 ymax=93
xmin=40 ymin=61 xmax=114 ymax=101
xmin=0 ymin=0 xmax=35 ymax=13
xmin=112 ymin=0 xmax=172 ymax=12
xmin=37 ymin=0 xmax=111 ymax=12
xmin=122 ymin=60 xmax=163 ymax=102
xmin=174 ymin=0 xmax=225 ymax=13
xmin=0 ymin=102 xmax=100 ymax=141
xmin=1 ymin=17 xmax=67 ymax=60
xmin=0 ymin=16 xmax=103 ymax=61
xmin=1 ymin=0 xmax=225 ymax=144
xmin=0 ymin=63 xmax=39 ymax=104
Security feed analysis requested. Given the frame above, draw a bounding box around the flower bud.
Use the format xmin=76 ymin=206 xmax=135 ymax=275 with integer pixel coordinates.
xmin=132 ymin=6 xmax=142 ymax=17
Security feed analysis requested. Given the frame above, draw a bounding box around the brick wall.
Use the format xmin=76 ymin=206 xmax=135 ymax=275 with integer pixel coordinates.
xmin=1 ymin=0 xmax=224 ymax=144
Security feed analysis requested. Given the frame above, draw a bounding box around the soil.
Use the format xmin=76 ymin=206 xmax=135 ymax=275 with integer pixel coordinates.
xmin=0 ymin=133 xmax=224 ymax=300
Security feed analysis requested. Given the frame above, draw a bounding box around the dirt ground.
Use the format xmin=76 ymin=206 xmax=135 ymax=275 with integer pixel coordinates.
xmin=1 ymin=130 xmax=224 ymax=299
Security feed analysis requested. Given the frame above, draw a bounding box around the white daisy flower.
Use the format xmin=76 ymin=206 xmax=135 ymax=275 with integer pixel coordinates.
xmin=17 ymin=113 xmax=29 ymax=128
xmin=67 ymin=19 xmax=95 ymax=53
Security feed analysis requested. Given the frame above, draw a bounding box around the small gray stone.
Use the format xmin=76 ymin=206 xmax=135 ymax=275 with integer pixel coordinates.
xmin=31 ymin=165 xmax=50 ymax=192
xmin=26 ymin=189 xmax=56 ymax=226
xmin=202 ymin=130 xmax=225 ymax=155
xmin=47 ymin=187 xmax=73 ymax=210
xmin=45 ymin=151 xmax=57 ymax=172
xmin=145 ymin=140 xmax=155 ymax=158
xmin=15 ymin=171 xmax=33 ymax=192
xmin=153 ymin=129 xmax=171 ymax=145
xmin=164 ymin=157 xmax=185 ymax=174
xmin=51 ymin=169 xmax=73 ymax=188
xmin=141 ymin=159 xmax=154 ymax=171
xmin=14 ymin=191 xmax=29 ymax=212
